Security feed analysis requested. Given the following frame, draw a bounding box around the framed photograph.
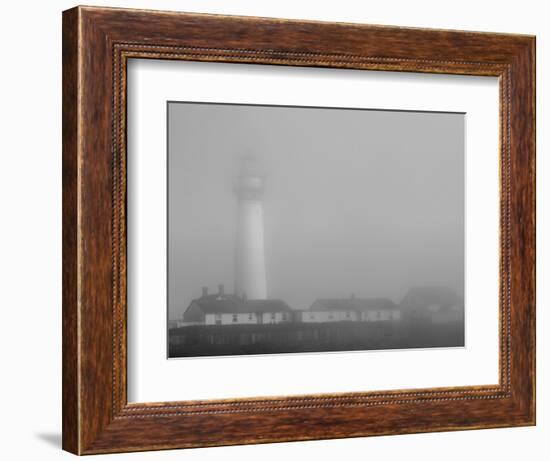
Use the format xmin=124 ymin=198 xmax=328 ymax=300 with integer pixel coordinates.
xmin=62 ymin=6 xmax=535 ymax=455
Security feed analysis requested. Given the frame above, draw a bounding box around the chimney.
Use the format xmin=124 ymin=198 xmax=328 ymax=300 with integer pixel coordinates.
xmin=202 ymin=287 xmax=208 ymax=298
xmin=218 ymin=284 xmax=225 ymax=297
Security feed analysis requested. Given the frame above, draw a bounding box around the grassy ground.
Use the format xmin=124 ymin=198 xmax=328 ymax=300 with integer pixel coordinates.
xmin=168 ymin=320 xmax=464 ymax=358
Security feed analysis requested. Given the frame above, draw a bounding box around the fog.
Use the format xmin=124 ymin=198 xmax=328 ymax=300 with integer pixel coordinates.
xmin=168 ymin=102 xmax=464 ymax=319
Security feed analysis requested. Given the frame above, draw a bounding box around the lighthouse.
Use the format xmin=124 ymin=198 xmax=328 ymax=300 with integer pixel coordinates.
xmin=234 ymin=156 xmax=267 ymax=300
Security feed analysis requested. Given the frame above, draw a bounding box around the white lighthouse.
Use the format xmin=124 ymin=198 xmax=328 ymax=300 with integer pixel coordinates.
xmin=234 ymin=156 xmax=267 ymax=300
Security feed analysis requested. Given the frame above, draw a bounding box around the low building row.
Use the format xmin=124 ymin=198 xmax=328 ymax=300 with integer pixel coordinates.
xmin=177 ymin=285 xmax=402 ymax=327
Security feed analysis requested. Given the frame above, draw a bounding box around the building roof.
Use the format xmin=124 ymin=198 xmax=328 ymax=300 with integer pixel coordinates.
xmin=311 ymin=297 xmax=397 ymax=312
xmin=188 ymin=294 xmax=292 ymax=314
xmin=399 ymin=286 xmax=461 ymax=311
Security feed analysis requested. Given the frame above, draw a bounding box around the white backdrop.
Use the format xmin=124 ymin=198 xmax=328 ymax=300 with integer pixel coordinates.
xmin=0 ymin=1 xmax=546 ymax=460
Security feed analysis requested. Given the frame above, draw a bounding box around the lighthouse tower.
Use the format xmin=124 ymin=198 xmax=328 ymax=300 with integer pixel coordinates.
xmin=234 ymin=156 xmax=267 ymax=300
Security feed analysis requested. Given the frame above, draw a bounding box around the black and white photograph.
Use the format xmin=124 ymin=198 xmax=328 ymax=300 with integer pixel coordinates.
xmin=167 ymin=102 xmax=465 ymax=358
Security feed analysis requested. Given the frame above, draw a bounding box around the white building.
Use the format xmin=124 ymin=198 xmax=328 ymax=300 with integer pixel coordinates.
xmin=234 ymin=156 xmax=267 ymax=300
xmin=183 ymin=285 xmax=292 ymax=326
xmin=295 ymin=309 xmax=357 ymax=323
xmin=299 ymin=297 xmax=400 ymax=323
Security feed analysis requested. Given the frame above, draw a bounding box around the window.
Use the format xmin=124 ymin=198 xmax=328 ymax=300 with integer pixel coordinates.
xmin=232 ymin=314 xmax=238 ymax=323
xmin=282 ymin=313 xmax=287 ymax=321
xmin=248 ymin=313 xmax=253 ymax=320
xmin=271 ymin=313 xmax=276 ymax=320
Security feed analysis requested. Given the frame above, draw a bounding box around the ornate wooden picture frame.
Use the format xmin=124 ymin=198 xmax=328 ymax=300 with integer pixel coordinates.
xmin=62 ymin=5 xmax=535 ymax=455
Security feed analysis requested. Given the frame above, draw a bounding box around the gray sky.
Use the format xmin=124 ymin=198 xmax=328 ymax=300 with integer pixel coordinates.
xmin=168 ymin=102 xmax=464 ymax=319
